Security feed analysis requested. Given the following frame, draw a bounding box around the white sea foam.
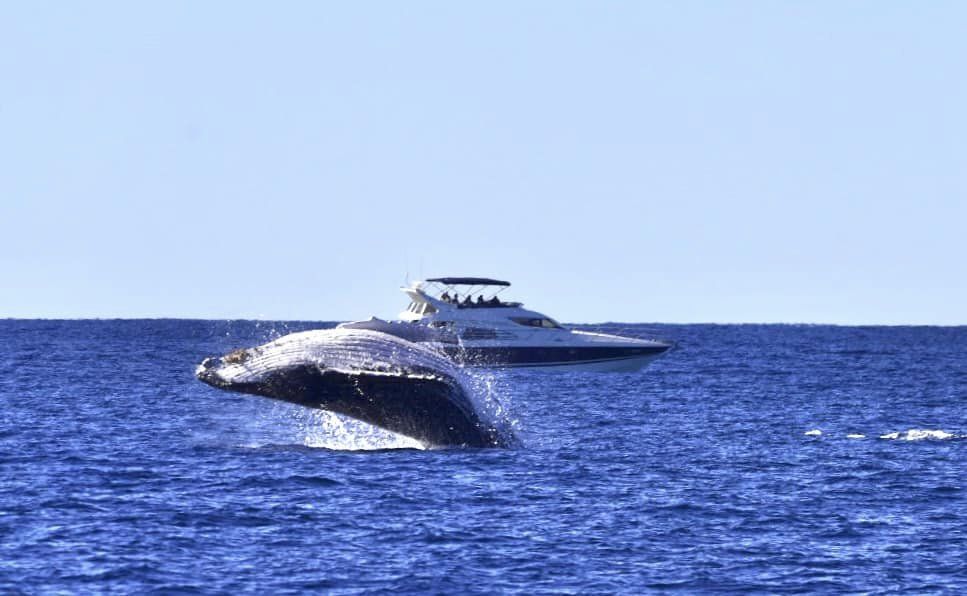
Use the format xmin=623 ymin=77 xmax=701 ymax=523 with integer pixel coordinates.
xmin=879 ymin=429 xmax=956 ymax=441
xmin=803 ymin=429 xmax=958 ymax=440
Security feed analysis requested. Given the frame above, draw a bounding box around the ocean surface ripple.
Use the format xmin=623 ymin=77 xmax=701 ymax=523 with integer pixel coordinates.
xmin=0 ymin=320 xmax=964 ymax=593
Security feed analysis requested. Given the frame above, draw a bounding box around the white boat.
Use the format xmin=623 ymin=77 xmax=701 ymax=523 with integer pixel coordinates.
xmin=339 ymin=277 xmax=672 ymax=372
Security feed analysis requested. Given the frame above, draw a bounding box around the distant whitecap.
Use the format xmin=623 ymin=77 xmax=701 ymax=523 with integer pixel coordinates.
xmin=879 ymin=429 xmax=956 ymax=441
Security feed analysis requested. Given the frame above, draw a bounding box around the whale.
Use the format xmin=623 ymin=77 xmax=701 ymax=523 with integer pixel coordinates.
xmin=196 ymin=328 xmax=513 ymax=448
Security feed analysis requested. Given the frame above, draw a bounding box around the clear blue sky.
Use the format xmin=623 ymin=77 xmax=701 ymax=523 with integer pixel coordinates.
xmin=2 ymin=2 xmax=965 ymax=324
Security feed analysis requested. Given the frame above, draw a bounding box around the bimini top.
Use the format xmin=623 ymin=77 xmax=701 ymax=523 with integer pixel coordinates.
xmin=425 ymin=277 xmax=510 ymax=287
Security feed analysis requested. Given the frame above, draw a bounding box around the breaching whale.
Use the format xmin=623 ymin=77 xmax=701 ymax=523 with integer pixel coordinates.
xmin=196 ymin=328 xmax=513 ymax=448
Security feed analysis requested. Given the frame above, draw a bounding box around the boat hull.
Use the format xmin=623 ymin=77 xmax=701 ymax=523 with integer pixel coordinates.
xmin=439 ymin=345 xmax=671 ymax=372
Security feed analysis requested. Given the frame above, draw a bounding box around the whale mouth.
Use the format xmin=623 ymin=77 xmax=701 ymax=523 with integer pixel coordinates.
xmin=194 ymin=356 xmax=219 ymax=384
xmin=195 ymin=356 xmax=232 ymax=388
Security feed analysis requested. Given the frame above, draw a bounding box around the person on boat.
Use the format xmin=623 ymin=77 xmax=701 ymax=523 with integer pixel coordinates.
xmin=441 ymin=291 xmax=451 ymax=303
xmin=488 ymin=296 xmax=500 ymax=306
xmin=462 ymin=295 xmax=472 ymax=307
xmin=476 ymin=295 xmax=485 ymax=306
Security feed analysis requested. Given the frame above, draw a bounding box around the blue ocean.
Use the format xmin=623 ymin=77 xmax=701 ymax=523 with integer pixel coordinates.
xmin=1 ymin=320 xmax=964 ymax=593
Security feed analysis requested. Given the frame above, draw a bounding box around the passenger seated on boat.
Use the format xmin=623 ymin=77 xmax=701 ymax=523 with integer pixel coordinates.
xmin=476 ymin=295 xmax=485 ymax=306
xmin=488 ymin=296 xmax=500 ymax=306
xmin=461 ymin=295 xmax=472 ymax=307
xmin=441 ymin=291 xmax=451 ymax=303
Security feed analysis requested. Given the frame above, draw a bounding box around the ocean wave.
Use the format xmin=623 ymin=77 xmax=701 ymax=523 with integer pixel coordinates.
xmin=804 ymin=428 xmax=960 ymax=440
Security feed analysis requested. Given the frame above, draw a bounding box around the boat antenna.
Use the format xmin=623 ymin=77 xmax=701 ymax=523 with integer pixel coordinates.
xmin=403 ymin=248 xmax=410 ymax=285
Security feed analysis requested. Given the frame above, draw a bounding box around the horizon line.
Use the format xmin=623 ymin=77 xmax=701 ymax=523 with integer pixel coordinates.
xmin=1 ymin=316 xmax=964 ymax=328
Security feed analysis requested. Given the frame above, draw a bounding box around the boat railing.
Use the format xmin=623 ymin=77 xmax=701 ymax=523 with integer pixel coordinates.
xmin=453 ymin=301 xmax=522 ymax=310
xmin=574 ymin=323 xmax=675 ymax=345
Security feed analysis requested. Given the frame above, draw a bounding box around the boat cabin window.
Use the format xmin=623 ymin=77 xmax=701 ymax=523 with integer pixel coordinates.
xmin=461 ymin=327 xmax=498 ymax=340
xmin=510 ymin=317 xmax=563 ymax=329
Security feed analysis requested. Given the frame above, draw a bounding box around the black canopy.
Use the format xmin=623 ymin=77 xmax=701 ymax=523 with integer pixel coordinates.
xmin=426 ymin=277 xmax=511 ymax=287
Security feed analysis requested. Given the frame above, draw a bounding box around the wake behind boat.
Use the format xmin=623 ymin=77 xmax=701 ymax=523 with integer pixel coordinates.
xmin=339 ymin=277 xmax=673 ymax=372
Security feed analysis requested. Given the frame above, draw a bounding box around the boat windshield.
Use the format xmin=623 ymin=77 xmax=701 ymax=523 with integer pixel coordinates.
xmin=406 ymin=301 xmax=437 ymax=315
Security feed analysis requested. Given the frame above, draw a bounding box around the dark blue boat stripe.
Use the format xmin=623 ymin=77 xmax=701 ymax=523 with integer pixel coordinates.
xmin=488 ymin=355 xmax=655 ymax=368
xmin=441 ymin=345 xmax=669 ymax=366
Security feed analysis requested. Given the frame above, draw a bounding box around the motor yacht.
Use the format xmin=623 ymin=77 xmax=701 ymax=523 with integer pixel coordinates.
xmin=339 ymin=277 xmax=672 ymax=372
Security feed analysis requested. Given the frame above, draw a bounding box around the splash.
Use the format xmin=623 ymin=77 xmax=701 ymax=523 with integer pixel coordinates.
xmin=462 ymin=368 xmax=522 ymax=445
xmin=298 ymin=410 xmax=426 ymax=451
xmin=236 ymin=403 xmax=427 ymax=451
